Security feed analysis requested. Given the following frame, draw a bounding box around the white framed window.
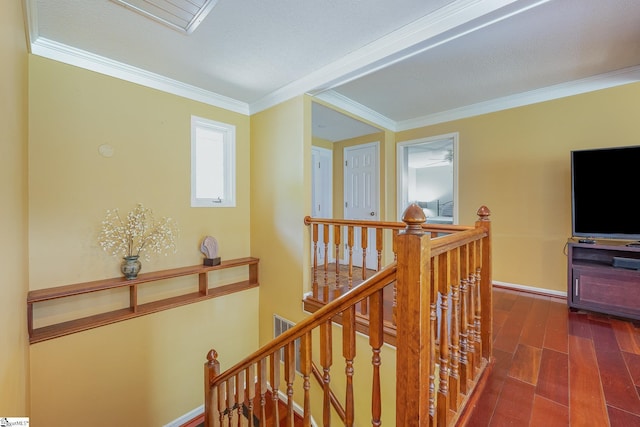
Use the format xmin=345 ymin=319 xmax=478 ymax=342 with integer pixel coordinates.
xmin=191 ymin=115 xmax=236 ymax=207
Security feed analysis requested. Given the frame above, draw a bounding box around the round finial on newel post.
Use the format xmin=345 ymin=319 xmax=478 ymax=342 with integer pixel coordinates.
xmin=401 ymin=203 xmax=427 ymax=234
xmin=477 ymin=205 xmax=491 ymax=221
xmin=206 ymin=349 xmax=218 ymax=364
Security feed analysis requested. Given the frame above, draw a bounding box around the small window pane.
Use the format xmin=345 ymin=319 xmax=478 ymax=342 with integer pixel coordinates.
xmin=191 ymin=116 xmax=236 ymax=207
xmin=195 ymin=128 xmax=225 ymax=199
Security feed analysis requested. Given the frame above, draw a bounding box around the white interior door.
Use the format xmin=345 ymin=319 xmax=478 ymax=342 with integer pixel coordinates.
xmin=344 ymin=142 xmax=379 ymax=269
xmin=311 ymin=147 xmax=333 ymax=263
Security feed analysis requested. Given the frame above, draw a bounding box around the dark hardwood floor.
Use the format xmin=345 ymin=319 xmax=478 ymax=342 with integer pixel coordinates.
xmin=189 ymin=284 xmax=640 ymax=426
xmin=465 ymin=287 xmax=640 ymax=426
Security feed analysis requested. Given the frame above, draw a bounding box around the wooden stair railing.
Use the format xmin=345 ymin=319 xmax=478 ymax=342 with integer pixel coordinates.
xmin=204 ymin=205 xmax=492 ymax=426
xmin=205 ymin=263 xmax=397 ymax=426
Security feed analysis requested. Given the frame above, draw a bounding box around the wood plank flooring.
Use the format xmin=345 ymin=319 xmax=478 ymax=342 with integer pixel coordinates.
xmin=465 ymin=287 xmax=640 ymax=426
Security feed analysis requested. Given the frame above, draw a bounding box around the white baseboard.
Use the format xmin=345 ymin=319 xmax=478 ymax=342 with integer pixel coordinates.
xmin=493 ymin=280 xmax=567 ymax=299
xmin=164 ymin=404 xmax=203 ymax=427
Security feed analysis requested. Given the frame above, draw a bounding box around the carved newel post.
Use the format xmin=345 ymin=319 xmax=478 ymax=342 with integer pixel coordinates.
xmin=204 ymin=349 xmax=220 ymax=427
xmin=395 ymin=203 xmax=431 ymax=426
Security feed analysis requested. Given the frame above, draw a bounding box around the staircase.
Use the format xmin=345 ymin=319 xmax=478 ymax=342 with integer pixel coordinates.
xmin=203 ymin=204 xmax=493 ymax=426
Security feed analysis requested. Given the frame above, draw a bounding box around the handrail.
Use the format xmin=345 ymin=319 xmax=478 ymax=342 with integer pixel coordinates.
xmin=209 ymin=264 xmax=397 ymax=385
xmin=304 ymin=215 xmax=471 ymax=233
xmin=206 ymin=205 xmax=493 ymax=426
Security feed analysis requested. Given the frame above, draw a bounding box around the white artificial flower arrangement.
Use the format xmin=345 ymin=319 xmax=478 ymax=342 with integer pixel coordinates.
xmin=98 ymin=203 xmax=178 ymax=261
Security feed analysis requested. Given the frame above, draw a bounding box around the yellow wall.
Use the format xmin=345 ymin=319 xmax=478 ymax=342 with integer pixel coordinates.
xmin=0 ymin=0 xmax=30 ymax=417
xmin=28 ymin=57 xmax=259 ymax=426
xmin=30 ymin=290 xmax=258 ymax=427
xmin=397 ymin=82 xmax=640 ymax=293
xmin=11 ymin=11 xmax=640 ymax=423
xmin=312 ymin=136 xmax=333 ymax=150
xmin=250 ymin=95 xmax=312 ymax=341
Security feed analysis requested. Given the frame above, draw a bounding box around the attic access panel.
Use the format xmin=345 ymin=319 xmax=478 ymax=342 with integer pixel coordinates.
xmin=110 ymin=0 xmax=219 ymax=34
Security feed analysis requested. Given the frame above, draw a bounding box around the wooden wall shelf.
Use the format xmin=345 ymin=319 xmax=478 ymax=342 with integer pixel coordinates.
xmin=27 ymin=257 xmax=259 ymax=344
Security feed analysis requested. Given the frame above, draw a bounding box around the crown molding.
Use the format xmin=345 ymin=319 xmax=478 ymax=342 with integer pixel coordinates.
xmin=313 ymin=91 xmax=397 ymax=132
xmin=250 ymin=0 xmax=534 ymax=115
xmin=315 ymin=64 xmax=640 ymax=133
xmin=396 ymin=65 xmax=640 ymax=131
xmin=30 ymin=37 xmax=250 ymax=115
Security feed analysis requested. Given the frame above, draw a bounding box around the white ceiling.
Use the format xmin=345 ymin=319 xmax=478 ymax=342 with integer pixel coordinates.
xmin=26 ymin=0 xmax=640 ymax=141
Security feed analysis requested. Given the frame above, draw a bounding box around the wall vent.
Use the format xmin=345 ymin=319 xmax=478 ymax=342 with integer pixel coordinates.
xmin=273 ymin=315 xmax=301 ymax=374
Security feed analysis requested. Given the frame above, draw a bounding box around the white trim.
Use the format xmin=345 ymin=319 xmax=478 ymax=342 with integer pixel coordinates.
xmin=254 ymin=0 xmax=539 ymax=115
xmin=30 ymin=37 xmax=250 ymax=115
xmin=163 ymin=404 xmax=204 ymax=427
xmin=313 ymin=91 xmax=397 ymax=132
xmin=23 ymin=0 xmax=38 ymax=49
xmin=27 ymin=2 xmax=640 ymax=131
xmin=493 ymin=280 xmax=567 ymax=298
xmin=191 ymin=115 xmax=237 ymax=208
xmin=396 ymin=64 xmax=640 ymax=131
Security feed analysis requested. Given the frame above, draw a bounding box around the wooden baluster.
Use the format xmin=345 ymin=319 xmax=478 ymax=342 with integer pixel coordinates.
xmin=467 ymin=246 xmax=477 ymax=375
xmin=258 ymin=359 xmax=267 ymax=426
xmin=236 ymin=371 xmax=244 ymax=427
xmin=360 ymin=226 xmax=369 ymax=315
xmin=320 ymin=320 xmax=332 ymax=426
xmin=361 ymin=225 xmax=369 ymax=275
xmin=246 ymin=365 xmax=255 ymax=427
xmin=472 ymin=239 xmax=482 ymax=361
xmin=392 ymin=229 xmax=399 ymax=326
xmin=429 ymin=264 xmax=437 ymax=421
xmin=475 ymin=265 xmax=483 ymax=361
xmin=205 ymin=350 xmax=220 ymax=427
xmin=448 ymin=248 xmax=461 ymax=411
xmin=431 ymin=253 xmax=441 ymax=425
xmin=476 ymin=206 xmax=492 ymax=359
xmin=343 ymin=305 xmax=356 ymax=427
xmin=347 ymin=226 xmax=354 ymax=289
xmin=436 ymin=249 xmax=451 ymax=427
xmin=270 ymin=352 xmax=281 ymax=425
xmin=227 ymin=378 xmax=235 ymax=426
xmin=334 ymin=225 xmax=342 ymax=294
xmin=459 ymin=244 xmax=471 ymax=393
xmin=313 ymin=223 xmax=319 ymax=299
xmin=369 ymin=288 xmax=384 ymax=427
xmin=323 ymin=224 xmax=330 ymax=295
xmin=438 ymin=289 xmax=450 ymax=427
xmin=376 ymin=228 xmax=383 ymax=272
xmin=301 ymin=332 xmax=312 ymax=427
xmin=217 ymin=381 xmax=226 ymax=426
xmin=285 ymin=342 xmax=296 ymax=427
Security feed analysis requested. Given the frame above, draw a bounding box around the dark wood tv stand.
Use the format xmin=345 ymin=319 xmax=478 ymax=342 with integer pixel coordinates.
xmin=568 ymin=238 xmax=640 ymax=320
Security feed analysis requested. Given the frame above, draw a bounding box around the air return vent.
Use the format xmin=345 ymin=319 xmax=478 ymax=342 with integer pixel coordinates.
xmin=110 ymin=0 xmax=219 ymax=34
xmin=273 ymin=315 xmax=301 ymax=373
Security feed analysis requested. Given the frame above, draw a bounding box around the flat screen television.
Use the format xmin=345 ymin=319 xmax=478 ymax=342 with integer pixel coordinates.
xmin=572 ymin=145 xmax=640 ymax=241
